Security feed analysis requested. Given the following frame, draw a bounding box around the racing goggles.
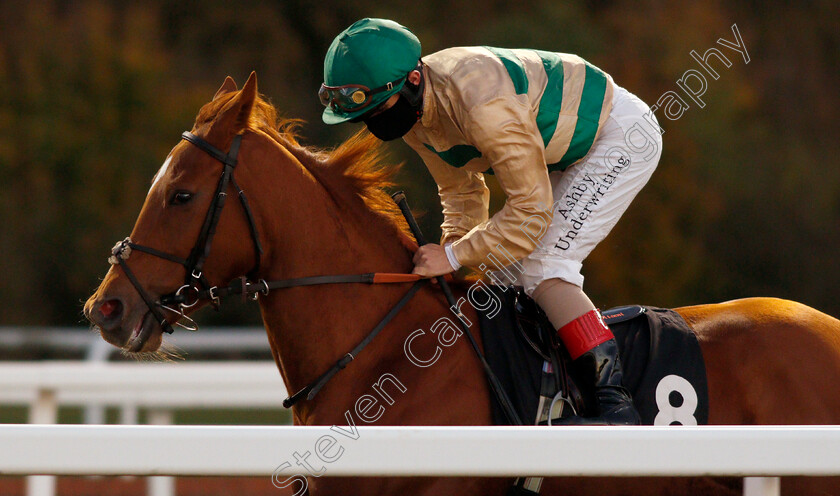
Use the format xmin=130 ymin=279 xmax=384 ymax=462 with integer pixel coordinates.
xmin=319 ymin=75 xmax=406 ymax=113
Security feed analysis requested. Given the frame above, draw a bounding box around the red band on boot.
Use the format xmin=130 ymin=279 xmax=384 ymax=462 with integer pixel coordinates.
xmin=556 ymin=310 xmax=614 ymax=360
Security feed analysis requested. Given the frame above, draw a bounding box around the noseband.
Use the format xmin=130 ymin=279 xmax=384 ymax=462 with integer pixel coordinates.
xmin=108 ymin=131 xmax=263 ymax=334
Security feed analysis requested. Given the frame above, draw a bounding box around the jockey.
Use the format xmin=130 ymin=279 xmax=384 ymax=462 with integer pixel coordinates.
xmin=319 ymin=18 xmax=662 ymax=425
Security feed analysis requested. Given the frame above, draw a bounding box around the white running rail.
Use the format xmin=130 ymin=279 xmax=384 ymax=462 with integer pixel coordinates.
xmin=0 ymin=361 xmax=287 ymax=410
xmin=0 ymin=426 xmax=836 ymax=496
xmin=0 ymin=361 xmax=286 ymax=496
xmin=1 ymin=363 xmax=837 ymax=496
xmin=1 ymin=425 xmax=838 ymax=477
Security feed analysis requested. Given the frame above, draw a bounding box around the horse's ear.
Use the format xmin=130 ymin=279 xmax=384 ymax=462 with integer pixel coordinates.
xmin=240 ymin=71 xmax=258 ymax=107
xmin=207 ymin=72 xmax=258 ymax=141
xmin=213 ymin=76 xmax=238 ymax=100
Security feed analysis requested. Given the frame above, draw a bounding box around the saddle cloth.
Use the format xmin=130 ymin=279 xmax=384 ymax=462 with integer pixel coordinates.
xmin=477 ymin=285 xmax=709 ymax=426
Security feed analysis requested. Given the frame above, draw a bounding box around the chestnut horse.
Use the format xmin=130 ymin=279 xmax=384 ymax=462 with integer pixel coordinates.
xmin=84 ymin=73 xmax=840 ymax=495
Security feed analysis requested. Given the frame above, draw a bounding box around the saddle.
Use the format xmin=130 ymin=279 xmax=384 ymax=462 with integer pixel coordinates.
xmin=475 ymin=285 xmax=710 ymax=495
xmin=477 ymin=285 xmax=709 ymax=427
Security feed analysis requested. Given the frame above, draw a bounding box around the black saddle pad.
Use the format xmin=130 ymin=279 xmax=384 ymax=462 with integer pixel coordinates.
xmin=477 ymin=285 xmax=709 ymax=426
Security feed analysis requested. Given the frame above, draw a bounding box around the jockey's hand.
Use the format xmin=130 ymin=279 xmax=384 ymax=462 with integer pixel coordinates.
xmin=412 ymin=244 xmax=455 ymax=278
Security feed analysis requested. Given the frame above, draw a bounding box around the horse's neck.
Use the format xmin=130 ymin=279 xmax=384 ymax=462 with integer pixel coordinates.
xmin=253 ymin=155 xmax=415 ymax=417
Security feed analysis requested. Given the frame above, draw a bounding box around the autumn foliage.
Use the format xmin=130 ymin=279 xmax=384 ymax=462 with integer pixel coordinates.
xmin=0 ymin=0 xmax=837 ymax=325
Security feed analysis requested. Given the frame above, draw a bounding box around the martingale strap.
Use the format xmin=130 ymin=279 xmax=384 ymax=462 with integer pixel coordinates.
xmin=283 ymin=279 xmax=428 ymax=408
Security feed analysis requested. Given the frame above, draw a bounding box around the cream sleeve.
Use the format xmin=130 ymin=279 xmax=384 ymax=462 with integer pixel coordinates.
xmin=403 ymin=133 xmax=490 ymax=247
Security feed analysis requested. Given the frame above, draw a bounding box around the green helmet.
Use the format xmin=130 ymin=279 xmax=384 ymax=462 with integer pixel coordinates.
xmin=320 ymin=18 xmax=421 ymax=124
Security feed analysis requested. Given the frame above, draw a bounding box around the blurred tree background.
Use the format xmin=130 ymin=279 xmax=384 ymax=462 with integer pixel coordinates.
xmin=0 ymin=0 xmax=837 ymax=327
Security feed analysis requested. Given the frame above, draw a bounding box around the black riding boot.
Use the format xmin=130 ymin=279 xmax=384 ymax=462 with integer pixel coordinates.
xmin=554 ymin=310 xmax=641 ymax=426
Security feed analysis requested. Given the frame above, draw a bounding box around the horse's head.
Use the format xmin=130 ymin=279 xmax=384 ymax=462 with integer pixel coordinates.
xmin=84 ymin=73 xmax=265 ymax=354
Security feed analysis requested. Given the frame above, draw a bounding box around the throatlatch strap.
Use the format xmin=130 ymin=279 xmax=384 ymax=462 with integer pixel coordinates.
xmin=556 ymin=309 xmax=614 ymax=360
xmin=230 ymin=175 xmax=263 ymax=275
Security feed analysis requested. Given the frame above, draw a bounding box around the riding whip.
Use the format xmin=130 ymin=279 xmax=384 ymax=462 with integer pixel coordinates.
xmin=391 ymin=191 xmax=523 ymax=425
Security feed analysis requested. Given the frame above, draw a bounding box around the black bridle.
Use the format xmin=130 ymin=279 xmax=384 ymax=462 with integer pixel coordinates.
xmin=107 ymin=130 xmax=427 ymax=408
xmin=109 ymin=131 xmax=262 ymax=334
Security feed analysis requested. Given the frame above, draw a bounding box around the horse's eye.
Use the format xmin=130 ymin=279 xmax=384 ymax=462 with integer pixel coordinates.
xmin=170 ymin=190 xmax=193 ymax=206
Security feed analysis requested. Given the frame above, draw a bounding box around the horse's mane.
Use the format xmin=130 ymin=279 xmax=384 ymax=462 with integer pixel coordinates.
xmin=208 ymin=92 xmax=412 ymax=240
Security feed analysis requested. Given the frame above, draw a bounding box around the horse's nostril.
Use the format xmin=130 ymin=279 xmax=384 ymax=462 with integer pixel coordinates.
xmin=100 ymin=299 xmax=122 ymax=319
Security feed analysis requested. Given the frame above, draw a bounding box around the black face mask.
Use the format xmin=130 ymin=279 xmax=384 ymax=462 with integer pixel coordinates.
xmin=364 ymin=95 xmax=421 ymax=141
xmin=362 ymin=67 xmax=425 ymax=141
